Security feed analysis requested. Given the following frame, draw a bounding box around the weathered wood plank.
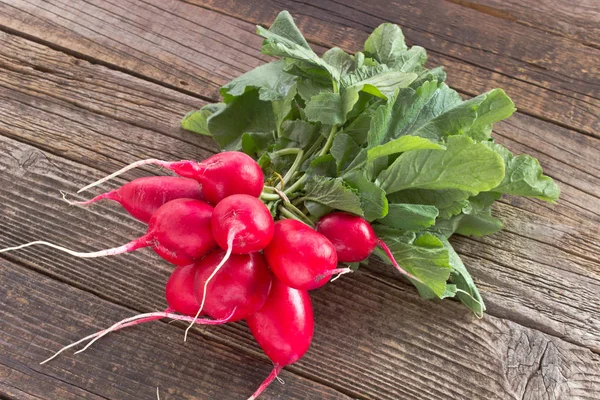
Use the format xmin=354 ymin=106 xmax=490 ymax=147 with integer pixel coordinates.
xmin=0 ymin=261 xmax=352 ymax=400
xmin=0 ymin=32 xmax=599 ymax=354
xmin=0 ymin=0 xmax=598 ymax=137
xmin=0 ymin=30 xmax=207 ymax=145
xmin=0 ymin=31 xmax=218 ymax=176
xmin=445 ymin=0 xmax=600 ymax=47
xmin=0 ymin=0 xmax=268 ymax=98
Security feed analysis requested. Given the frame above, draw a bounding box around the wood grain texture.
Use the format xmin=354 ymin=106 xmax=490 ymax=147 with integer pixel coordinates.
xmin=0 ymin=0 xmax=598 ymax=137
xmin=0 ymin=261 xmax=352 ymax=400
xmin=446 ymin=0 xmax=600 ymax=47
xmin=0 ymin=4 xmax=598 ymax=398
xmin=2 ymin=239 xmax=600 ymax=400
xmin=0 ymin=31 xmax=598 ymax=354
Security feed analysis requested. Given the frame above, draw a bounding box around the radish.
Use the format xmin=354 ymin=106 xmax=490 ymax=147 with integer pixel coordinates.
xmin=0 ymin=198 xmax=216 ymax=267
xmin=194 ymin=249 xmax=272 ymax=322
xmin=263 ymin=219 xmax=346 ymax=290
xmin=185 ymin=194 xmax=274 ymax=340
xmin=246 ymin=279 xmax=314 ymax=400
xmin=211 ymin=194 xmax=274 ymax=255
xmin=316 ymin=212 xmax=420 ymax=281
xmin=64 ymin=176 xmax=204 ymax=223
xmin=166 ymin=263 xmax=203 ymax=316
xmin=77 ymin=151 xmax=264 ymax=205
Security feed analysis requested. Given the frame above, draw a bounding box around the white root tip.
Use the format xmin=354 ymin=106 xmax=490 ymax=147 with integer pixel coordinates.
xmin=41 ymin=310 xmax=234 ymax=365
xmin=0 ymin=240 xmax=139 ymax=259
xmin=77 ymin=158 xmax=168 ymax=193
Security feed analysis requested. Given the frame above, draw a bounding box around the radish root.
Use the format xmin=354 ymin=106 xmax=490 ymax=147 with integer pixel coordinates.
xmin=77 ymin=159 xmax=173 ymax=193
xmin=247 ymin=365 xmax=283 ymax=400
xmin=184 ymin=229 xmax=239 ymax=342
xmin=41 ymin=308 xmax=234 ymax=365
xmin=0 ymin=237 xmax=149 ymax=258
xmin=61 ymin=190 xmax=115 ymax=207
xmin=316 ymin=267 xmax=352 ymax=283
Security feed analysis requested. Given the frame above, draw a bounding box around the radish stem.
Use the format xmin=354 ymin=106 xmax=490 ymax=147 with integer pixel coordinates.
xmin=377 ymin=239 xmax=422 ymax=283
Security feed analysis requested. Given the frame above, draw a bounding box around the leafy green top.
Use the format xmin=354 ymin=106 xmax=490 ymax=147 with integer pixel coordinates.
xmin=181 ymin=11 xmax=559 ymax=315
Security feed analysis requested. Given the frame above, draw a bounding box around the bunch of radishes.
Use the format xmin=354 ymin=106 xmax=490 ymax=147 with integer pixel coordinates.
xmin=1 ymin=150 xmax=412 ymax=399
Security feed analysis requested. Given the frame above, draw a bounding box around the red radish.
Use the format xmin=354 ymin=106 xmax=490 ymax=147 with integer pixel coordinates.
xmin=64 ymin=176 xmax=204 ymax=223
xmin=264 ymin=219 xmax=345 ymax=290
xmin=0 ymin=198 xmax=217 ymax=267
xmin=166 ymin=263 xmax=203 ymax=316
xmin=185 ymin=194 xmax=274 ymax=340
xmin=211 ymin=194 xmax=274 ymax=255
xmin=316 ymin=212 xmax=420 ymax=281
xmin=246 ymin=279 xmax=314 ymax=400
xmin=77 ymin=151 xmax=264 ymax=205
xmin=194 ymin=249 xmax=272 ymax=322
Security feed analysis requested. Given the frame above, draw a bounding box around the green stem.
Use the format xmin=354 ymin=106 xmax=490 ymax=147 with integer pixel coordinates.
xmin=279 ymin=149 xmax=303 ymax=189
xmin=278 ymin=206 xmax=303 ymax=222
xmin=318 ymin=125 xmax=338 ymax=157
xmin=260 ymin=192 xmax=281 ymax=201
xmin=284 ymin=174 xmax=306 ymax=196
xmin=271 ymin=148 xmax=301 ymax=157
xmin=284 ymin=202 xmax=314 ymax=227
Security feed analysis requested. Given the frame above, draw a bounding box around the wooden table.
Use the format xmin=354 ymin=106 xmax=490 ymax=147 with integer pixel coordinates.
xmin=0 ymin=1 xmax=599 ymax=399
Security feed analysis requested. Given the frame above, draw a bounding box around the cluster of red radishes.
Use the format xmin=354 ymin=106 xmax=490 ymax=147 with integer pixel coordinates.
xmin=1 ymin=151 xmax=413 ymax=399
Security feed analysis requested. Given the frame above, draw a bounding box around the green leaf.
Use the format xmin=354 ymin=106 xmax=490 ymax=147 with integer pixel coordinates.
xmin=208 ymin=90 xmax=276 ymax=151
xmin=344 ymin=172 xmax=389 ymax=221
xmin=368 ymin=82 xmax=513 ymax=144
xmin=342 ymin=99 xmax=382 ymax=146
xmin=378 ymin=203 xmax=439 ymax=231
xmin=279 ymin=120 xmax=320 ymax=149
xmin=441 ymin=237 xmax=486 ymax=316
xmin=302 ymin=176 xmax=364 ymax=216
xmin=305 ymin=201 xmax=333 ymax=219
xmin=341 ymin=67 xmax=417 ymax=118
xmin=304 ymin=92 xmax=344 ymax=125
xmin=411 ymin=66 xmax=446 ymax=89
xmin=297 ymin=78 xmax=333 ymax=102
xmin=272 ymin=83 xmax=298 ymax=133
xmin=241 ymin=131 xmax=274 ymax=158
xmin=364 ymin=23 xmax=418 ymax=68
xmin=331 ymin=133 xmax=361 ymax=172
xmin=377 ymin=135 xmax=505 ymax=195
xmin=455 ymin=208 xmax=503 ymax=236
xmin=374 ymin=230 xmax=452 ymax=298
xmin=257 ymin=12 xmax=336 ymax=78
xmin=341 ymin=65 xmax=418 ymax=97
xmin=221 ymin=61 xmax=297 ymax=103
xmin=433 ymin=206 xmax=503 ymax=238
xmin=322 ymin=47 xmax=356 ymax=79
xmin=467 ymin=89 xmax=516 ymax=141
xmin=367 ymin=135 xmax=443 ymax=159
xmin=485 ymin=142 xmax=560 ymax=202
xmin=393 ymin=46 xmax=427 ymax=72
xmin=180 ymin=103 xmax=225 ymax=136
xmin=306 ymin=154 xmax=337 ymax=177
xmin=388 ymin=188 xmax=471 ymax=212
